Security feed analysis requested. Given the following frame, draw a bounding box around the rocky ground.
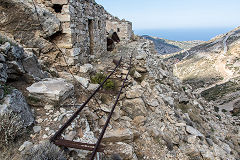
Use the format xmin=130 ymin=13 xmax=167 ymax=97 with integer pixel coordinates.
xmin=167 ymin=26 xmax=240 ymax=117
xmin=0 ymin=37 xmax=240 ymax=160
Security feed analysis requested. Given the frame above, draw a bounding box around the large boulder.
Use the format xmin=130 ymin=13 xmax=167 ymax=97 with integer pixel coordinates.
xmin=26 ymin=78 xmax=74 ymax=106
xmin=0 ymin=89 xmax=34 ymax=127
xmin=22 ymin=51 xmax=47 ymax=81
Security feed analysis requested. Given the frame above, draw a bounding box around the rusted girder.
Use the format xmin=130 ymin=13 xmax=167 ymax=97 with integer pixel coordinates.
xmin=50 ymin=57 xmax=122 ymax=142
xmin=54 ymin=139 xmax=104 ymax=152
xmin=90 ymin=54 xmax=133 ymax=160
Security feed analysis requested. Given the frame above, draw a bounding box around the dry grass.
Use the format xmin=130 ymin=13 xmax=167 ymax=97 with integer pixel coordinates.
xmin=0 ymin=111 xmax=24 ymax=148
xmin=22 ymin=141 xmax=66 ymax=160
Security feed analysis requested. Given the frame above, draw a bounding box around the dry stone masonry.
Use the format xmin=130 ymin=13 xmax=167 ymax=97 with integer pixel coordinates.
xmin=105 ymin=12 xmax=133 ymax=42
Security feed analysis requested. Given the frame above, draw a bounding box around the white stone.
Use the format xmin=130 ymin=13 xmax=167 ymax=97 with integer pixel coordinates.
xmin=33 ymin=126 xmax=41 ymax=133
xmin=44 ymin=105 xmax=54 ymax=110
xmin=75 ymin=76 xmax=89 ymax=88
xmin=101 ymin=105 xmax=111 ymax=112
xmin=36 ymin=118 xmax=43 ymax=123
xmin=27 ymin=78 xmax=74 ymax=106
xmin=80 ymin=64 xmax=93 ymax=73
xmin=87 ymin=83 xmax=99 ymax=91
xmin=64 ymin=131 xmax=77 ymax=140
xmin=187 ymin=135 xmax=197 ymax=144
xmin=126 ymin=88 xmax=143 ymax=99
xmin=103 ymin=128 xmax=134 ymax=142
xmin=186 ymin=125 xmax=204 ymax=137
xmin=42 ymin=134 xmax=48 ymax=139
xmin=18 ymin=141 xmax=33 ymax=151
xmin=52 ymin=0 xmax=68 ymax=4
xmin=134 ymin=71 xmax=142 ymax=78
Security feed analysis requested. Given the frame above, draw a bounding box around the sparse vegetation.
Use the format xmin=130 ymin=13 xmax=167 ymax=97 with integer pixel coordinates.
xmin=22 ymin=141 xmax=66 ymax=160
xmin=2 ymin=84 xmax=13 ymax=96
xmin=201 ymin=79 xmax=240 ymax=101
xmin=176 ymin=103 xmax=191 ymax=113
xmin=214 ymin=106 xmax=219 ymax=112
xmin=27 ymin=96 xmax=41 ymax=104
xmin=0 ymin=111 xmax=24 ymax=148
xmin=91 ymin=73 xmax=116 ymax=90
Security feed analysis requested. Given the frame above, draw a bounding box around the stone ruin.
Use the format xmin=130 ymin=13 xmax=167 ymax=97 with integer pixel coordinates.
xmin=105 ymin=12 xmax=133 ymax=42
xmin=0 ymin=0 xmax=133 ymax=65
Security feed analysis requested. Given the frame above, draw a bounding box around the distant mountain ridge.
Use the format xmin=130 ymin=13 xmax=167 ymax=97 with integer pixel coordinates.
xmin=171 ymin=26 xmax=240 ymax=114
xmin=142 ymin=35 xmax=203 ymax=55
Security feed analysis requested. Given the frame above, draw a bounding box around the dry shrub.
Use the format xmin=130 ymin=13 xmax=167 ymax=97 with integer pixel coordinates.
xmin=0 ymin=111 xmax=24 ymax=147
xmin=22 ymin=141 xmax=66 ymax=160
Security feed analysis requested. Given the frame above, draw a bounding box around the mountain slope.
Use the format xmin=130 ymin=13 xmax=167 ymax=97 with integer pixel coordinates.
xmin=172 ymin=26 xmax=240 ymax=113
xmin=142 ymin=35 xmax=203 ymax=55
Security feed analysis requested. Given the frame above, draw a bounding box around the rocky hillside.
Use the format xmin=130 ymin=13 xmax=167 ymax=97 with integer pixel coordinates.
xmin=171 ymin=26 xmax=240 ymax=115
xmin=142 ymin=35 xmax=203 ymax=55
xmin=1 ymin=35 xmax=240 ymax=159
xmin=0 ymin=1 xmax=240 ymax=160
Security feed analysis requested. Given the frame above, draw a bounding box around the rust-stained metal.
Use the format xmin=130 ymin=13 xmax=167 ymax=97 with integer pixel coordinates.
xmin=50 ymin=48 xmax=134 ymax=159
xmin=50 ymin=57 xmax=122 ymax=142
xmin=54 ymin=139 xmax=104 ymax=152
xmin=89 ymin=51 xmax=133 ymax=160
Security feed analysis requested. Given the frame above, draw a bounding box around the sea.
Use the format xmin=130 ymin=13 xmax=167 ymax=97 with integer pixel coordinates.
xmin=134 ymin=27 xmax=236 ymax=41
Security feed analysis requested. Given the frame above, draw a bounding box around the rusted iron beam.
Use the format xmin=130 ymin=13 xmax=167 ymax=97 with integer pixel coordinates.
xmin=90 ymin=54 xmax=133 ymax=160
xmin=50 ymin=57 xmax=122 ymax=142
xmin=54 ymin=139 xmax=104 ymax=152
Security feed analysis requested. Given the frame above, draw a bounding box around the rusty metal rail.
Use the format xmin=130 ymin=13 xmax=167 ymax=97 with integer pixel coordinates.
xmin=90 ymin=52 xmax=133 ymax=160
xmin=50 ymin=57 xmax=122 ymax=142
xmin=50 ymin=50 xmax=134 ymax=160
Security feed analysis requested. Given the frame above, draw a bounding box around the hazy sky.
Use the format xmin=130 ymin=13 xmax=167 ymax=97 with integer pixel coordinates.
xmin=95 ymin=0 xmax=240 ymax=30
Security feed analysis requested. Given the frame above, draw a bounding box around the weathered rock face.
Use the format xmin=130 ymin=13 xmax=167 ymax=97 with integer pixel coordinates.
xmin=26 ymin=78 xmax=74 ymax=106
xmin=0 ymin=89 xmax=34 ymax=127
xmin=0 ymin=41 xmax=47 ymax=83
xmin=94 ymin=39 xmax=239 ymax=160
xmin=0 ymin=0 xmax=60 ymax=53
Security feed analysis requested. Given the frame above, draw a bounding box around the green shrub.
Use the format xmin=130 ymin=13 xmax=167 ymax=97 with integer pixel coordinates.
xmin=91 ymin=73 xmax=115 ymax=90
xmin=214 ymin=106 xmax=219 ymax=112
xmin=0 ymin=111 xmax=24 ymax=147
xmin=222 ymin=109 xmax=227 ymax=113
xmin=176 ymin=103 xmax=191 ymax=113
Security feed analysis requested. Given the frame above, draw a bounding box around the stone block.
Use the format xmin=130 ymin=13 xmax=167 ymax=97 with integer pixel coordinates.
xmin=57 ymin=14 xmax=70 ymax=22
xmin=26 ymin=78 xmax=74 ymax=106
xmin=52 ymin=0 xmax=68 ymax=5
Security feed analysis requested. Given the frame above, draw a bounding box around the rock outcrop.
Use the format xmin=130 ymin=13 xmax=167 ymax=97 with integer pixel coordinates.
xmin=0 ymin=89 xmax=34 ymax=127
xmin=0 ymin=40 xmax=47 ymax=83
xmin=26 ymin=78 xmax=74 ymax=106
xmin=0 ymin=0 xmax=60 ymax=53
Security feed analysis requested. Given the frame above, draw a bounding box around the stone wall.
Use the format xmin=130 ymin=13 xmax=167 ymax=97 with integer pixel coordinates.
xmin=0 ymin=0 xmax=107 ymax=65
xmin=0 ymin=0 xmax=133 ymax=65
xmin=40 ymin=0 xmax=107 ymax=64
xmin=69 ymin=0 xmax=107 ymax=64
xmin=105 ymin=13 xmax=133 ymax=42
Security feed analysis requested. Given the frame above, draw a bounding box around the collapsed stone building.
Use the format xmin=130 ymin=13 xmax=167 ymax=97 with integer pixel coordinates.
xmin=105 ymin=12 xmax=133 ymax=42
xmin=0 ymin=0 xmax=133 ymax=65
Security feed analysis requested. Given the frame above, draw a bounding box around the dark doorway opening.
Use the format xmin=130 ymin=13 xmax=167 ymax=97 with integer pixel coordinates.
xmin=88 ymin=19 xmax=94 ymax=54
xmin=52 ymin=4 xmax=63 ymax=13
